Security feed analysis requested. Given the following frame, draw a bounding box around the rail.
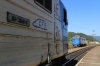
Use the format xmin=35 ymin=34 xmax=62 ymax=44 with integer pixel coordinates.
xmin=61 ymin=45 xmax=96 ymax=66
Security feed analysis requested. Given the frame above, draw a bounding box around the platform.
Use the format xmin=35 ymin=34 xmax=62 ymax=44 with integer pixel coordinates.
xmin=76 ymin=46 xmax=100 ymax=66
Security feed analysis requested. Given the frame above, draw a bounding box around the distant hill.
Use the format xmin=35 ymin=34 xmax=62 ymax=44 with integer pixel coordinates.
xmin=93 ymin=36 xmax=100 ymax=41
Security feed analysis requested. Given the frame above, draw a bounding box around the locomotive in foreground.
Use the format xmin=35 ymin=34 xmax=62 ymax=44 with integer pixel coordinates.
xmin=0 ymin=0 xmax=68 ymax=66
xmin=72 ymin=35 xmax=87 ymax=47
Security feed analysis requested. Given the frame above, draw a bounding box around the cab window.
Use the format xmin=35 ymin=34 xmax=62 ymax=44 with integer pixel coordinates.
xmin=35 ymin=0 xmax=52 ymax=13
xmin=63 ymin=8 xmax=68 ymax=25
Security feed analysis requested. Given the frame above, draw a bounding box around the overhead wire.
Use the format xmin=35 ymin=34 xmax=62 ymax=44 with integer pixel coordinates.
xmin=69 ymin=23 xmax=93 ymax=31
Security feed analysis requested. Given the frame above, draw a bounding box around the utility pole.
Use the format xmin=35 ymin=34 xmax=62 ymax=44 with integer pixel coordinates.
xmin=92 ymin=30 xmax=95 ymax=44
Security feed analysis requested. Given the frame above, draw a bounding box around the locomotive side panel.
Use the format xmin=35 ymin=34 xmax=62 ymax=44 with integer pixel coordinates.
xmin=0 ymin=0 xmax=54 ymax=36
xmin=0 ymin=0 xmax=68 ymax=66
xmin=53 ymin=0 xmax=64 ymax=57
xmin=0 ymin=0 xmax=55 ymax=66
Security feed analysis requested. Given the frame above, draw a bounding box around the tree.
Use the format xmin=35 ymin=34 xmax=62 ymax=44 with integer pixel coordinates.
xmin=68 ymin=36 xmax=72 ymax=45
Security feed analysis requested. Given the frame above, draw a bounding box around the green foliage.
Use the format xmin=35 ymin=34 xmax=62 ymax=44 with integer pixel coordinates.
xmin=68 ymin=32 xmax=97 ymax=43
xmin=68 ymin=36 xmax=72 ymax=44
xmin=88 ymin=41 xmax=90 ymax=44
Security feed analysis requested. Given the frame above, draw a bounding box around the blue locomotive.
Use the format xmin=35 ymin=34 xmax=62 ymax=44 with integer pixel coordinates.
xmin=72 ymin=35 xmax=87 ymax=47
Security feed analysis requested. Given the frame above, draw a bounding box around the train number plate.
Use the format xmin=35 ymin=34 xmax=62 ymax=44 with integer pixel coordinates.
xmin=7 ymin=12 xmax=30 ymax=27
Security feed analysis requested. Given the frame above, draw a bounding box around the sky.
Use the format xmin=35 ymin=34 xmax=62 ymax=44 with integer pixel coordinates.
xmin=61 ymin=0 xmax=100 ymax=36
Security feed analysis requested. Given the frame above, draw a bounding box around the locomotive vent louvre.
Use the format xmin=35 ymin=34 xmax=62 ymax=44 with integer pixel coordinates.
xmin=34 ymin=0 xmax=52 ymax=14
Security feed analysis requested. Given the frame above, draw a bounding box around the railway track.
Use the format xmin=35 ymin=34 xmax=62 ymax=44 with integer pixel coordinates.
xmin=61 ymin=45 xmax=96 ymax=66
xmin=38 ymin=45 xmax=96 ymax=66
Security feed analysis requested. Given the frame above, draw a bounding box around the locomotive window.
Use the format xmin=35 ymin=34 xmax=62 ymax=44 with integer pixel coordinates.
xmin=63 ymin=9 xmax=67 ymax=25
xmin=35 ymin=0 xmax=52 ymax=13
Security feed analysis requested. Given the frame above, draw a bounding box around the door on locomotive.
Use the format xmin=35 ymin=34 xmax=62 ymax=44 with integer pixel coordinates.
xmin=54 ymin=0 xmax=64 ymax=56
xmin=60 ymin=1 xmax=68 ymax=55
xmin=54 ymin=0 xmax=68 ymax=55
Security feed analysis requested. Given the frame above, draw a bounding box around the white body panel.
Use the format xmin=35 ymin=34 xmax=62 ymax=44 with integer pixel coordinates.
xmin=0 ymin=0 xmax=68 ymax=66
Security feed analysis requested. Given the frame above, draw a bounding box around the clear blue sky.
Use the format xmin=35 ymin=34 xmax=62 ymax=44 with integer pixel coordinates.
xmin=61 ymin=0 xmax=100 ymax=36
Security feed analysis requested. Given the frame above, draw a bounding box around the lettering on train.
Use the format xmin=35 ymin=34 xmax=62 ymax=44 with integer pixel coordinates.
xmin=7 ymin=12 xmax=30 ymax=27
xmin=32 ymin=18 xmax=47 ymax=30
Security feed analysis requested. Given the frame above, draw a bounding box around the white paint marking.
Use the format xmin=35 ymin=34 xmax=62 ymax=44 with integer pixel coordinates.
xmin=75 ymin=52 xmax=88 ymax=66
xmin=76 ymin=46 xmax=100 ymax=66
xmin=92 ymin=62 xmax=100 ymax=65
xmin=75 ymin=56 xmax=84 ymax=66
xmin=80 ymin=62 xmax=100 ymax=65
xmin=85 ymin=57 xmax=99 ymax=60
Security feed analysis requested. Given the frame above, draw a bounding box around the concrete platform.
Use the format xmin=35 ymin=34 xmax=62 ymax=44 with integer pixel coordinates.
xmin=76 ymin=46 xmax=100 ymax=66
